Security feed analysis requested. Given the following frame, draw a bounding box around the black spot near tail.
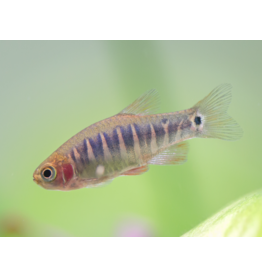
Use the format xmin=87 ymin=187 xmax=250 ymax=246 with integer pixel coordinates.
xmin=194 ymin=116 xmax=202 ymax=125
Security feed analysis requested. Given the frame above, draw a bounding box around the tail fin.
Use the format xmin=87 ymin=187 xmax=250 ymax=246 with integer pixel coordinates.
xmin=193 ymin=84 xmax=243 ymax=141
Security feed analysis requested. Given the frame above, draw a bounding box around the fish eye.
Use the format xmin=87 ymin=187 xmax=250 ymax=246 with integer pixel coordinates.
xmin=41 ymin=166 xmax=56 ymax=182
xmin=194 ymin=116 xmax=202 ymax=125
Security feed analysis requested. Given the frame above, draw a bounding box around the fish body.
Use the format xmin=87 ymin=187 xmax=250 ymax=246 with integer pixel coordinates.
xmin=33 ymin=84 xmax=242 ymax=191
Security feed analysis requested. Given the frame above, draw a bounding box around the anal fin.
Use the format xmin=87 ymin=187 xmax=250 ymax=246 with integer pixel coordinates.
xmin=148 ymin=141 xmax=189 ymax=165
xmin=121 ymin=165 xmax=149 ymax=176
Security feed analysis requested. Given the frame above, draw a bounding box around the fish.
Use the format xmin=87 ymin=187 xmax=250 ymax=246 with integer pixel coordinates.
xmin=33 ymin=84 xmax=242 ymax=191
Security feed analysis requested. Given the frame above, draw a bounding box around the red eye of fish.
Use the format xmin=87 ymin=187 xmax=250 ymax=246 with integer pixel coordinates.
xmin=41 ymin=166 xmax=57 ymax=182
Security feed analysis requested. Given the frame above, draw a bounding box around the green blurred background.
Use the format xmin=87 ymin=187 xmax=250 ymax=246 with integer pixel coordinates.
xmin=0 ymin=41 xmax=260 ymax=236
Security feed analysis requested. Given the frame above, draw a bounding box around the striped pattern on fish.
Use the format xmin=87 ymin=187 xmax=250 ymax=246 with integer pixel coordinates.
xmin=58 ymin=112 xmax=193 ymax=176
xmin=33 ymin=85 xmax=242 ymax=191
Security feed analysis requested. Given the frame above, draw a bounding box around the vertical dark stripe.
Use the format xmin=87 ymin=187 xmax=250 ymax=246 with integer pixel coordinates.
xmin=162 ymin=118 xmax=168 ymax=124
xmin=70 ymin=148 xmax=77 ymax=163
xmin=181 ymin=120 xmax=192 ymax=130
xmin=153 ymin=123 xmax=165 ymax=148
xmin=75 ymin=146 xmax=86 ymax=166
xmin=103 ymin=132 xmax=114 ymax=155
xmin=120 ymin=125 xmax=134 ymax=150
xmin=70 ymin=147 xmax=84 ymax=173
xmin=134 ymin=123 xmax=145 ymax=148
xmin=96 ymin=133 xmax=104 ymax=160
xmin=168 ymin=119 xmax=181 ymax=143
xmin=81 ymin=139 xmax=89 ymax=164
xmin=89 ymin=138 xmax=98 ymax=159
xmin=112 ymin=128 xmax=120 ymax=155
xmin=180 ymin=120 xmax=192 ymax=138
xmin=145 ymin=124 xmax=152 ymax=147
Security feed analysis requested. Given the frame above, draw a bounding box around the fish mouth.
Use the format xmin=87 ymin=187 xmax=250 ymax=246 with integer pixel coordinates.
xmin=33 ymin=168 xmax=41 ymax=184
xmin=33 ymin=174 xmax=41 ymax=185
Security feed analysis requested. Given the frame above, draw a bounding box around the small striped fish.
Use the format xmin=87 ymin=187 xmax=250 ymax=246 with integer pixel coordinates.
xmin=33 ymin=84 xmax=242 ymax=191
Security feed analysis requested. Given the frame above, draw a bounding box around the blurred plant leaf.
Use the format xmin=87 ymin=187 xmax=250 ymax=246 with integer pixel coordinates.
xmin=183 ymin=190 xmax=262 ymax=237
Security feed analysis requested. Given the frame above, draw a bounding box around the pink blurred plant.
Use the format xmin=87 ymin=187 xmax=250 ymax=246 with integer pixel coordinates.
xmin=116 ymin=217 xmax=155 ymax=237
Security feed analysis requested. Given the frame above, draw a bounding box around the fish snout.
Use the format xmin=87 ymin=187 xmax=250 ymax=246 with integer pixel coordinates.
xmin=33 ymin=169 xmax=41 ymax=185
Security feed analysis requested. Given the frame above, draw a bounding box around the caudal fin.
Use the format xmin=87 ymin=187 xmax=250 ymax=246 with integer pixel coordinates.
xmin=193 ymin=84 xmax=243 ymax=141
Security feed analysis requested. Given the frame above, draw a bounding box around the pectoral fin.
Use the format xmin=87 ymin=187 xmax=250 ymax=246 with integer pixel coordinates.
xmin=121 ymin=165 xmax=149 ymax=176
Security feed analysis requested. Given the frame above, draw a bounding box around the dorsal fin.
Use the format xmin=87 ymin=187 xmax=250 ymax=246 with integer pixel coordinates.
xmin=148 ymin=141 xmax=189 ymax=165
xmin=119 ymin=89 xmax=160 ymax=115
